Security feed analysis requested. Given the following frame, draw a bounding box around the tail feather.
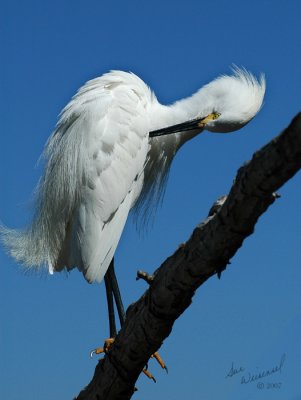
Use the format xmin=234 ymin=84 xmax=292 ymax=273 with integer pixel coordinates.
xmin=0 ymin=223 xmax=48 ymax=268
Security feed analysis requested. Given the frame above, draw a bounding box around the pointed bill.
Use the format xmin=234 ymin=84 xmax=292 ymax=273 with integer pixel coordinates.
xmin=149 ymin=112 xmax=220 ymax=138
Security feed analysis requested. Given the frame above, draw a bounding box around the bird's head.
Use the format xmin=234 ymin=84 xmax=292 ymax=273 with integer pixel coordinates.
xmin=149 ymin=68 xmax=265 ymax=138
xmin=199 ymin=68 xmax=266 ymax=133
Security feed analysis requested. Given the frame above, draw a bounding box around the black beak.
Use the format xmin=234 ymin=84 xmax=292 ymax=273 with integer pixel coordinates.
xmin=149 ymin=112 xmax=220 ymax=138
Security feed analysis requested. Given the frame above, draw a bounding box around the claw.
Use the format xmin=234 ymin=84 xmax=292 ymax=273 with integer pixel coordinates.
xmin=152 ymin=352 xmax=168 ymax=373
xmin=90 ymin=338 xmax=115 ymax=358
xmin=143 ymin=368 xmax=156 ymax=383
xmin=141 ymin=351 xmax=167 ymax=383
xmin=90 ymin=347 xmax=104 ymax=358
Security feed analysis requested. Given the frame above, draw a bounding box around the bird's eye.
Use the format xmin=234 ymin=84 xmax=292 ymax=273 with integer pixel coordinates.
xmin=212 ymin=112 xmax=221 ymax=120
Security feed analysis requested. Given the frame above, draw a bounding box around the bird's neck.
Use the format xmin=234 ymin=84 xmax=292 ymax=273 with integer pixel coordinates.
xmin=150 ymin=90 xmax=209 ymax=149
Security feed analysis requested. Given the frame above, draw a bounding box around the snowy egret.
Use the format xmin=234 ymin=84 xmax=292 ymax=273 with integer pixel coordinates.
xmin=1 ymin=68 xmax=265 ymax=343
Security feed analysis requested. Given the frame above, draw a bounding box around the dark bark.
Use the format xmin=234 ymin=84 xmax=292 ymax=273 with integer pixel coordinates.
xmin=75 ymin=113 xmax=301 ymax=400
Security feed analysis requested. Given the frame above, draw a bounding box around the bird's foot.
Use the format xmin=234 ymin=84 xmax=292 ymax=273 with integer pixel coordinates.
xmin=90 ymin=340 xmax=167 ymax=382
xmin=90 ymin=338 xmax=115 ymax=357
xmin=142 ymin=352 xmax=168 ymax=382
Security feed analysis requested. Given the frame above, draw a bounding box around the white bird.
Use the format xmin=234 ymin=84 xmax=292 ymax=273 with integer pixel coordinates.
xmin=1 ymin=68 xmax=265 ymax=340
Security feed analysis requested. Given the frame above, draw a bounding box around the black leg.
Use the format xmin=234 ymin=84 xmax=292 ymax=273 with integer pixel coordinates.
xmin=107 ymin=258 xmax=126 ymax=326
xmin=104 ymin=266 xmax=117 ymax=338
xmin=90 ymin=260 xmax=123 ymax=358
xmin=102 ymin=259 xmax=167 ymax=378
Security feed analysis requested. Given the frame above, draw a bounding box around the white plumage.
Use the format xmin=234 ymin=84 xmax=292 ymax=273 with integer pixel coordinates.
xmin=1 ymin=68 xmax=265 ymax=283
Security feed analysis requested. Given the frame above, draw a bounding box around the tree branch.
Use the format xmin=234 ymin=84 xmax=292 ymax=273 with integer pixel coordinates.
xmin=75 ymin=112 xmax=301 ymax=400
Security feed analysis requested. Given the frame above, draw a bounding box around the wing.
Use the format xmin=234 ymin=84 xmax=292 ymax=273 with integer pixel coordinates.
xmin=1 ymin=71 xmax=151 ymax=283
xmin=53 ymin=72 xmax=151 ymax=282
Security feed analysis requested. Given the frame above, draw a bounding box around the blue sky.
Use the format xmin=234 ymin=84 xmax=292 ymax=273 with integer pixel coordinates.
xmin=1 ymin=0 xmax=301 ymax=399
